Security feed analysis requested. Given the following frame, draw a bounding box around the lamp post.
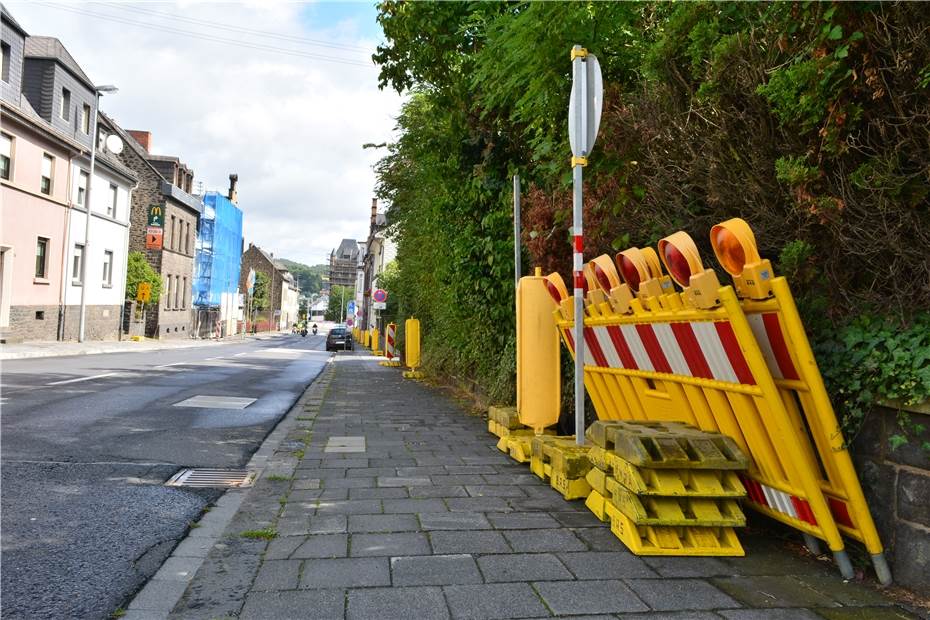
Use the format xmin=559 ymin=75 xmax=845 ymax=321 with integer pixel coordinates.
xmin=78 ymin=84 xmax=118 ymax=342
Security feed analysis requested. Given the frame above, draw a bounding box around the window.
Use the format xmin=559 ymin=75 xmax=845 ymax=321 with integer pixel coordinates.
xmin=35 ymin=237 xmax=49 ymax=278
xmin=108 ymin=184 xmax=117 ymax=217
xmin=76 ymin=170 xmax=89 ymax=206
xmin=1 ymin=42 xmax=10 ymax=83
xmin=72 ymin=243 xmax=84 ymax=284
xmin=0 ymin=132 xmax=11 ymax=181
xmin=165 ymin=274 xmax=172 ymax=309
xmin=185 ymin=221 xmax=190 ymax=254
xmin=60 ymin=88 xmax=71 ymax=121
xmin=169 ymin=215 xmax=176 ymax=250
xmin=181 ymin=276 xmax=187 ymax=309
xmin=174 ymin=275 xmax=180 ymax=309
xmin=81 ymin=104 xmax=91 ymax=134
xmin=102 ymin=250 xmax=113 ymax=286
xmin=41 ymin=154 xmax=53 ymax=195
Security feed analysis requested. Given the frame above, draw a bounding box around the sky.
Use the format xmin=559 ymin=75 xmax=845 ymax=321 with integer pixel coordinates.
xmin=7 ymin=0 xmax=404 ymax=267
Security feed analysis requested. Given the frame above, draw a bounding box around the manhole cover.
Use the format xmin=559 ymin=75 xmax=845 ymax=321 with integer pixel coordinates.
xmin=174 ymin=395 xmax=257 ymax=409
xmin=165 ymin=469 xmax=256 ymax=488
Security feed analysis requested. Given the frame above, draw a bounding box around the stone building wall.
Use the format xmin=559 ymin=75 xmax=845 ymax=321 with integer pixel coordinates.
xmin=851 ymin=405 xmax=930 ymax=595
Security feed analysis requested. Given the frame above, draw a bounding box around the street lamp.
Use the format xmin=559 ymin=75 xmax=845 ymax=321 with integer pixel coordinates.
xmin=78 ymin=84 xmax=118 ymax=342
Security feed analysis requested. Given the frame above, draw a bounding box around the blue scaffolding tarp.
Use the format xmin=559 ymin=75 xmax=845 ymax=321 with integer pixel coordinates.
xmin=193 ymin=192 xmax=243 ymax=307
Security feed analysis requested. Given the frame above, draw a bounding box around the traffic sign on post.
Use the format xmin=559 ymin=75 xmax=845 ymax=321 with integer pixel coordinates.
xmin=372 ymin=289 xmax=387 ymax=303
xmin=569 ymin=45 xmax=603 ymax=446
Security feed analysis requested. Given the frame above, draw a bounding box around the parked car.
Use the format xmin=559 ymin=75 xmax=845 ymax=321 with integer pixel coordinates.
xmin=326 ymin=325 xmax=353 ymax=351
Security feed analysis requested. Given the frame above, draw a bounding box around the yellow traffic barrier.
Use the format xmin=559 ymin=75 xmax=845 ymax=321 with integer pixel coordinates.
xmin=604 ymin=477 xmax=745 ymax=527
xmin=708 ymin=218 xmax=890 ymax=584
xmin=516 ymin=268 xmax=561 ymax=432
xmin=546 ymin=236 xmax=873 ymax=579
xmin=403 ymin=318 xmax=422 ymax=379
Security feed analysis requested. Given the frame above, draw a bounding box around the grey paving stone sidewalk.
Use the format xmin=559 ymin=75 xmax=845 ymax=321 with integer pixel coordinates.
xmin=168 ymin=353 xmax=919 ymax=619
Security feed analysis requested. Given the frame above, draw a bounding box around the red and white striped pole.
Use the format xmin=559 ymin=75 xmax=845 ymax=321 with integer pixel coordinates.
xmin=385 ymin=323 xmax=396 ymax=360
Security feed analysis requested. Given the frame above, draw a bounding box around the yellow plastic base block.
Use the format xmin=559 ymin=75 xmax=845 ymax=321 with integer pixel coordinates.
xmin=604 ymin=501 xmax=744 ymax=556
xmin=496 ymin=435 xmax=509 ymax=454
xmin=373 ymin=349 xmax=383 ymax=356
xmin=587 ymin=420 xmax=748 ymax=470
xmin=530 ymin=436 xmax=592 ymax=479
xmin=378 ymin=360 xmax=403 ymax=367
xmin=488 ymin=406 xmax=523 ymax=430
xmin=530 ymin=456 xmax=548 ymax=481
xmin=506 ymin=436 xmax=533 ymax=463
xmin=551 ymin=470 xmax=592 ymax=500
xmin=588 ymin=447 xmax=746 ymax=498
xmin=586 ymin=489 xmax=609 ymax=522
xmin=586 ymin=467 xmax=608 ymax=496
xmin=130 ymin=335 xmax=142 ymax=342
xmin=606 ymin=479 xmax=745 ymax=527
xmin=402 ymin=370 xmax=423 ymax=379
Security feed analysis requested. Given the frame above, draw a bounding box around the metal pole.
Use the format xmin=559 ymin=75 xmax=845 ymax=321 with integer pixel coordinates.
xmin=78 ymin=90 xmax=101 ymax=342
xmin=513 ymin=174 xmax=521 ymax=294
xmin=572 ymin=46 xmax=587 ymax=446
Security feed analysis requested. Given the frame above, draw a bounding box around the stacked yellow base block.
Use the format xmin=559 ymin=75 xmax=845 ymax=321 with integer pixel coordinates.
xmin=583 ymin=420 xmax=750 ymax=556
xmin=487 ymin=406 xmax=538 ymax=463
xmin=530 ymin=436 xmax=593 ymax=500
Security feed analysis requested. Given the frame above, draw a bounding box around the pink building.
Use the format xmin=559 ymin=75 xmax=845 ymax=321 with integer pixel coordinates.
xmin=1 ymin=7 xmax=135 ymax=342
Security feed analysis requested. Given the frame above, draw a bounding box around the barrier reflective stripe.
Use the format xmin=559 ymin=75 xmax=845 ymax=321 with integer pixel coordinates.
xmin=570 ymin=323 xmax=754 ymax=386
xmin=385 ymin=323 xmax=396 ymax=359
xmin=746 ymin=313 xmax=799 ymax=381
xmin=740 ymin=474 xmax=817 ymax=525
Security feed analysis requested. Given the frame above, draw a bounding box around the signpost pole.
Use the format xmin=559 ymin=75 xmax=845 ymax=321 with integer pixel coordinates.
xmin=513 ymin=174 xmax=521 ymax=295
xmin=571 ymin=46 xmax=587 ymax=446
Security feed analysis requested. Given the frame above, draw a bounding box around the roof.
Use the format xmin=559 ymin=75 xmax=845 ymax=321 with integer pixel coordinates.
xmin=1 ymin=3 xmax=28 ymax=36
xmin=24 ymin=36 xmax=94 ymax=90
xmin=334 ymin=238 xmax=360 ymax=260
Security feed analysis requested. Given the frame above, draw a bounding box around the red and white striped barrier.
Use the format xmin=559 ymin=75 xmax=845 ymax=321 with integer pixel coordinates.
xmin=563 ymin=321 xmax=756 ymax=385
xmin=385 ymin=323 xmax=396 ymax=360
xmin=745 ymin=312 xmax=799 ymax=381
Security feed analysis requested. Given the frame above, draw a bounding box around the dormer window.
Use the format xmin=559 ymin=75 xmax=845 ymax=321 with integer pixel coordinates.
xmin=1 ymin=42 xmax=10 ymax=83
xmin=60 ymin=87 xmax=71 ymax=121
xmin=81 ymin=104 xmax=91 ymax=134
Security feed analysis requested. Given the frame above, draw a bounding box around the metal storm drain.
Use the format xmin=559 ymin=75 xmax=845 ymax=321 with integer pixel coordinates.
xmin=165 ymin=468 xmax=256 ymax=488
xmin=173 ymin=395 xmax=257 ymax=409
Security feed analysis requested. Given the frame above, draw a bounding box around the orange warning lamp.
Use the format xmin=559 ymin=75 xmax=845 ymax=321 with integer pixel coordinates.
xmin=710 ymin=218 xmax=774 ymax=300
xmin=590 ymin=254 xmax=633 ymax=314
xmin=544 ymin=271 xmax=575 ymax=321
xmin=615 ymin=248 xmax=649 ymax=292
xmin=640 ymin=246 xmax=676 ymax=298
xmin=658 ymin=231 xmax=722 ymax=309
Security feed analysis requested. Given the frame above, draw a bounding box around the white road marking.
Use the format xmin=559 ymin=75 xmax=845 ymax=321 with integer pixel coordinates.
xmin=47 ymin=373 xmax=119 ymax=386
xmin=154 ymin=362 xmax=185 ymax=369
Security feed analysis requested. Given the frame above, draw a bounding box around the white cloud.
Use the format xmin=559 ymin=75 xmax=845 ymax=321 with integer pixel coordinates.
xmin=7 ymin=1 xmax=403 ymax=266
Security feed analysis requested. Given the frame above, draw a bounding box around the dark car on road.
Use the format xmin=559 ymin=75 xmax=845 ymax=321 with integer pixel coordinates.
xmin=326 ymin=325 xmax=353 ymax=351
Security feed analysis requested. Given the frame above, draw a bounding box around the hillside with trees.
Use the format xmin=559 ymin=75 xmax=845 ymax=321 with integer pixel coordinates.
xmin=278 ymin=259 xmax=328 ymax=295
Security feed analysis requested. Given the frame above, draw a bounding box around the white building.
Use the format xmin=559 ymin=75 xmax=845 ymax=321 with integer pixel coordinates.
xmin=278 ymin=272 xmax=299 ymax=330
xmin=62 ymin=120 xmax=137 ymax=340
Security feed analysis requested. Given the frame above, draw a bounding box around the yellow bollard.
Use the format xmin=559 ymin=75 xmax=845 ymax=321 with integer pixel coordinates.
xmin=404 ymin=318 xmax=421 ymax=377
xmin=371 ymin=328 xmax=381 ymax=355
xmin=516 ymin=268 xmax=561 ymax=432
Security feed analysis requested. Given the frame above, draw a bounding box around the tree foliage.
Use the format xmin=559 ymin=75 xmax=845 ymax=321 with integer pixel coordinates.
xmin=373 ymin=1 xmax=930 ymax=418
xmin=124 ymin=251 xmax=161 ymax=306
xmin=325 ymin=286 xmax=354 ymax=322
xmin=251 ymin=272 xmax=270 ymax=312
xmin=278 ymin=259 xmax=327 ymax=295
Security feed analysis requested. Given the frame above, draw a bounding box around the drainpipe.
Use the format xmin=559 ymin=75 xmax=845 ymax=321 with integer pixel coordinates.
xmin=57 ymin=150 xmax=77 ymax=340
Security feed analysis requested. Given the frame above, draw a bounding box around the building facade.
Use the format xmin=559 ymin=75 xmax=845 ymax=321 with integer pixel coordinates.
xmin=192 ymin=177 xmax=243 ymax=338
xmin=329 ymin=238 xmax=359 ymax=290
xmin=239 ymin=243 xmax=298 ymax=332
xmin=0 ymin=9 xmax=135 ymax=342
xmin=360 ymin=198 xmax=396 ymax=331
xmin=107 ymin=123 xmax=201 ymax=339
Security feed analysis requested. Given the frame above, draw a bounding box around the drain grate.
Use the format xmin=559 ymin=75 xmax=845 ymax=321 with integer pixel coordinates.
xmin=174 ymin=395 xmax=257 ymax=409
xmin=165 ymin=468 xmax=256 ymax=488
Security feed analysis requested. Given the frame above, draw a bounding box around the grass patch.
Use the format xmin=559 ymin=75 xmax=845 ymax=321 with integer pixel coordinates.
xmin=240 ymin=528 xmax=277 ymax=540
xmin=293 ymin=449 xmax=305 ymax=459
xmin=296 ymin=416 xmax=314 ymax=421
xmin=265 ymin=474 xmax=292 ymax=482
xmin=111 ymin=609 xmax=126 ymax=619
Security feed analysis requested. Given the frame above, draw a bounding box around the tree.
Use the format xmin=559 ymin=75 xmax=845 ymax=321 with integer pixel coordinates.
xmin=124 ymin=251 xmax=161 ymax=306
xmin=325 ymin=285 xmax=354 ymax=322
xmin=251 ymin=272 xmax=270 ymax=312
xmin=277 ymin=259 xmax=327 ymax=295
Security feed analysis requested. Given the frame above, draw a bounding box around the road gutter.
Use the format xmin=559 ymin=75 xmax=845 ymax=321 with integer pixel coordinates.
xmin=121 ymin=356 xmax=335 ymax=620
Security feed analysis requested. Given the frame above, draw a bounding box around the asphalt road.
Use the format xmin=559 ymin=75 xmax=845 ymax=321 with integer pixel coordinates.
xmin=1 ymin=333 xmax=330 ymax=619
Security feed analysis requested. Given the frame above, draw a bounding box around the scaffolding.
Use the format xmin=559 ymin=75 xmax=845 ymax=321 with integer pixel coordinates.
xmin=193 ymin=192 xmax=243 ymax=336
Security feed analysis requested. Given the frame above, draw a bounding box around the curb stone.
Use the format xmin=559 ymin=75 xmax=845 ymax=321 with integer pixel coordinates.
xmin=119 ymin=357 xmax=335 ymax=620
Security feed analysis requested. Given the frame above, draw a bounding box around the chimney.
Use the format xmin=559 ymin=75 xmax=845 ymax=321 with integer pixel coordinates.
xmin=370 ymin=198 xmax=377 ymax=226
xmin=126 ymin=130 xmax=151 ymax=152
xmin=228 ymin=173 xmax=239 ymax=203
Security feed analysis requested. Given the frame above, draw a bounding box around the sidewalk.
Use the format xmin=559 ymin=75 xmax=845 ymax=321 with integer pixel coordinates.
xmin=158 ymin=352 xmax=919 ymax=620
xmin=0 ymin=331 xmax=287 ymax=360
